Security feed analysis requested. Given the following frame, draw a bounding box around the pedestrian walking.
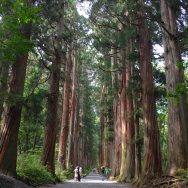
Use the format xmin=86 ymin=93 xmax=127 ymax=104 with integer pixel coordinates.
xmin=101 ymin=166 xmax=105 ymax=181
xmin=74 ymin=166 xmax=81 ymax=182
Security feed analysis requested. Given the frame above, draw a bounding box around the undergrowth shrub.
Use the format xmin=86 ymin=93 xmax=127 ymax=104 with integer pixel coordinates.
xmin=55 ymin=165 xmax=74 ymax=181
xmin=17 ymin=153 xmax=55 ymax=186
xmin=176 ymin=169 xmax=188 ymax=179
xmin=82 ymin=166 xmax=91 ymax=177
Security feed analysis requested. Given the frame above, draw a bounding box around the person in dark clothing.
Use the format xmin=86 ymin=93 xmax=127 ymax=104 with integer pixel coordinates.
xmin=101 ymin=166 xmax=105 ymax=181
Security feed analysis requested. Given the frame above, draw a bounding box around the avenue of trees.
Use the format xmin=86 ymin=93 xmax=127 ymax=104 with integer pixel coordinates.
xmin=0 ymin=0 xmax=188 ymax=187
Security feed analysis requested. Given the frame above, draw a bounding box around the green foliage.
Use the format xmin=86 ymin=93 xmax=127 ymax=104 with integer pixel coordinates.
xmin=167 ymin=82 xmax=188 ymax=104
xmin=165 ymin=60 xmax=188 ymax=103
xmin=12 ymin=0 xmax=40 ymax=24
xmin=176 ymin=169 xmax=188 ymax=179
xmin=5 ymin=93 xmax=25 ymax=105
xmin=17 ymin=153 xmax=55 ymax=186
xmin=56 ymin=164 xmax=91 ymax=181
xmin=55 ymin=166 xmax=73 ymax=182
xmin=82 ymin=166 xmax=92 ymax=177
xmin=157 ymin=107 xmax=168 ymax=171
xmin=18 ymin=60 xmax=48 ymax=153
xmin=116 ymin=26 xmax=137 ymax=47
xmin=185 ymin=38 xmax=188 ymax=45
xmin=176 ymin=83 xmax=188 ymax=94
xmin=104 ymin=126 xmax=114 ymax=141
xmin=0 ymin=0 xmax=41 ymax=62
xmin=176 ymin=61 xmax=188 ymax=70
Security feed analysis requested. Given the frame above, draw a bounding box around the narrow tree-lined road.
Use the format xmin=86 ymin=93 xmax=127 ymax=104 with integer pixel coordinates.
xmin=41 ymin=172 xmax=134 ymax=188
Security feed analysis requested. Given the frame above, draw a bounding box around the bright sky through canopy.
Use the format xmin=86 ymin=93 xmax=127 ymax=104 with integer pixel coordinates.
xmin=76 ymin=1 xmax=91 ymax=18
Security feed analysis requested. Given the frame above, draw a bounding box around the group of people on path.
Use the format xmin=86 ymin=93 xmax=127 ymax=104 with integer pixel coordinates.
xmin=74 ymin=165 xmax=111 ymax=182
xmin=74 ymin=166 xmax=82 ymax=182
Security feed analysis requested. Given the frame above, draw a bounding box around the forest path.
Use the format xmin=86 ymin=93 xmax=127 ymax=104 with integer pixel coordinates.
xmin=41 ymin=171 xmax=134 ymax=188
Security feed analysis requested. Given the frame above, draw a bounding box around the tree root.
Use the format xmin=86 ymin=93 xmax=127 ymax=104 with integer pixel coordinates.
xmin=142 ymin=176 xmax=188 ymax=188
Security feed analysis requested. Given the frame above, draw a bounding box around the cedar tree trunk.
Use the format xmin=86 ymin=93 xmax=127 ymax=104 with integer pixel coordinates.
xmin=58 ymin=49 xmax=72 ymax=169
xmin=138 ymin=0 xmax=162 ymax=177
xmin=0 ymin=22 xmax=32 ymax=176
xmin=0 ymin=63 xmax=9 ymax=121
xmin=41 ymin=2 xmax=64 ymax=173
xmin=161 ymin=0 xmax=188 ymax=174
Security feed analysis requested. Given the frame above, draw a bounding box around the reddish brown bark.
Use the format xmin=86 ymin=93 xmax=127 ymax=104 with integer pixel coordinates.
xmin=99 ymin=85 xmax=105 ymax=166
xmin=41 ymin=3 xmax=64 ymax=172
xmin=125 ymin=62 xmax=135 ymax=181
xmin=160 ymin=0 xmax=188 ymax=174
xmin=41 ymin=47 xmax=61 ymax=173
xmin=138 ymin=0 xmax=162 ymax=176
xmin=103 ymin=113 xmax=109 ymax=167
xmin=108 ymin=139 xmax=114 ymax=170
xmin=112 ymin=50 xmax=122 ymax=177
xmin=117 ymin=98 xmax=122 ymax=176
xmin=73 ymin=93 xmax=80 ymax=167
xmin=134 ymin=109 xmax=141 ymax=179
xmin=67 ymin=50 xmax=77 ymax=168
xmin=119 ymin=65 xmax=127 ymax=181
xmin=0 ymin=63 xmax=9 ymax=120
xmin=72 ymin=98 xmax=79 ymax=167
xmin=75 ymin=83 xmax=84 ymax=167
xmin=111 ymin=48 xmax=121 ymax=177
xmin=133 ymin=83 xmax=142 ymax=179
xmin=58 ymin=49 xmax=72 ymax=169
xmin=111 ymin=99 xmax=119 ymax=177
xmin=0 ymin=22 xmax=32 ymax=176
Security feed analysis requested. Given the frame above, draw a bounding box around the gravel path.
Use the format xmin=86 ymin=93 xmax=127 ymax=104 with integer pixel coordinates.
xmin=40 ymin=172 xmax=134 ymax=188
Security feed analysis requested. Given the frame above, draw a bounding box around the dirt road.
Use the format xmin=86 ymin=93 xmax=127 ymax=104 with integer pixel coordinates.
xmin=40 ymin=172 xmax=134 ymax=188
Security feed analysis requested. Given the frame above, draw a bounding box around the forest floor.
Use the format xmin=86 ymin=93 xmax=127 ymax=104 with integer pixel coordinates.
xmin=38 ymin=171 xmax=135 ymax=188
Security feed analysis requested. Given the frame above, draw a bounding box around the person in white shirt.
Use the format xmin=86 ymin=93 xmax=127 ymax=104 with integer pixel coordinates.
xmin=74 ymin=166 xmax=81 ymax=181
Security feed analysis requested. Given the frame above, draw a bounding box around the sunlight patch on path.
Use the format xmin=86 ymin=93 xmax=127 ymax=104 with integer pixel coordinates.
xmin=39 ymin=172 xmax=134 ymax=188
xmin=67 ymin=178 xmax=118 ymax=184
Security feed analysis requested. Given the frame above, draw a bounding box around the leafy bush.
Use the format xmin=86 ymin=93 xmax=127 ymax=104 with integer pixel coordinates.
xmin=17 ymin=153 xmax=55 ymax=186
xmin=55 ymin=165 xmax=74 ymax=181
xmin=82 ymin=166 xmax=92 ymax=177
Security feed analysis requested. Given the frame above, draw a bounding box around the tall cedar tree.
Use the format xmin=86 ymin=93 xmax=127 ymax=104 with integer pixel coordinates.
xmin=58 ymin=48 xmax=72 ymax=169
xmin=125 ymin=43 xmax=135 ymax=181
xmin=0 ymin=0 xmax=34 ymax=176
xmin=99 ymin=85 xmax=105 ymax=166
xmin=138 ymin=0 xmax=162 ymax=177
xmin=119 ymin=54 xmax=127 ymax=181
xmin=160 ymin=0 xmax=188 ymax=174
xmin=67 ymin=50 xmax=77 ymax=168
xmin=41 ymin=1 xmax=64 ymax=173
